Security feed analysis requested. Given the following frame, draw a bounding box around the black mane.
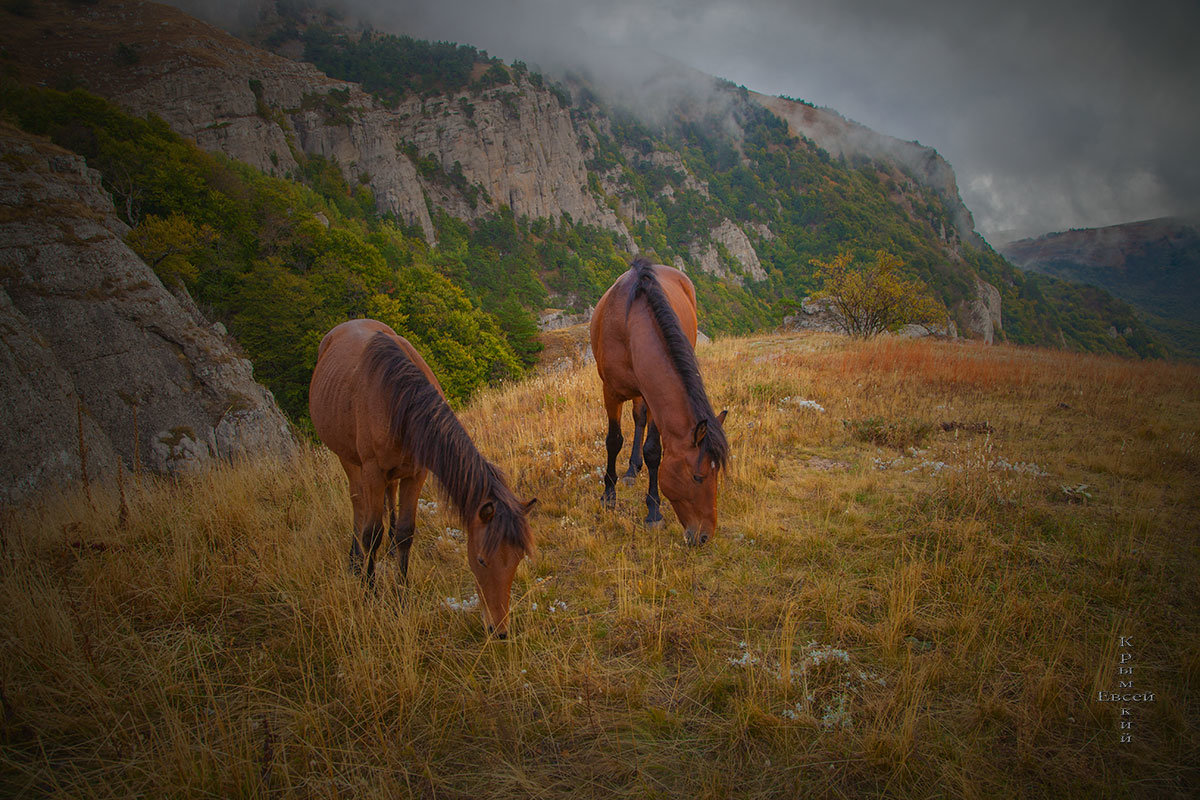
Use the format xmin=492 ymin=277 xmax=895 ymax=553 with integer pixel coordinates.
xmin=626 ymin=257 xmax=729 ymax=472
xmin=362 ymin=333 xmax=532 ymax=555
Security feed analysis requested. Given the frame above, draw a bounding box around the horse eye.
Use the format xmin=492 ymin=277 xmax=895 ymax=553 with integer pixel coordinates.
xmin=477 ymin=556 xmax=487 ymax=566
xmin=692 ymin=474 xmax=704 ymax=484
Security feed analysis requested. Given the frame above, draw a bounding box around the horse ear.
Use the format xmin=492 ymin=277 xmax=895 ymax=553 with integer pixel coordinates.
xmin=523 ymin=498 xmax=538 ymax=514
xmin=479 ymin=500 xmax=496 ymax=523
xmin=693 ymin=419 xmax=708 ymax=446
xmin=717 ymin=409 xmax=728 ymax=425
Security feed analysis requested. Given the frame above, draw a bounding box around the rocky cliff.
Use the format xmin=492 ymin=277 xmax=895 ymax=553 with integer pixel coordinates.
xmin=4 ymin=0 xmax=1039 ymax=346
xmin=0 ymin=124 xmax=294 ymax=502
xmin=752 ymin=92 xmax=983 ymax=251
xmin=7 ymin=0 xmax=629 ymax=246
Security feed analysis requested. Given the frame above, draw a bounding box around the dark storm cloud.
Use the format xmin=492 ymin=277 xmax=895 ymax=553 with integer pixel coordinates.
xmin=172 ymin=0 xmax=1200 ymax=242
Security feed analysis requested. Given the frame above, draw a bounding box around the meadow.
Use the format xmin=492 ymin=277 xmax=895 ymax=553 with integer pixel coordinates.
xmin=2 ymin=331 xmax=1197 ymax=798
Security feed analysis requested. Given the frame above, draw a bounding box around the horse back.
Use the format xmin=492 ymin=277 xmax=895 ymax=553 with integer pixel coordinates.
xmin=591 ymin=264 xmax=698 ymax=397
xmin=309 ymin=319 xmax=441 ymax=468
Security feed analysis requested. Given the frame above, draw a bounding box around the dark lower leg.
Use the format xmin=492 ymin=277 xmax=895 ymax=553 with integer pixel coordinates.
xmin=387 ymin=522 xmax=415 ymax=582
xmin=622 ymin=400 xmax=647 ymax=482
xmin=602 ymin=418 xmax=623 ymax=507
xmin=361 ymin=520 xmax=385 ymax=589
xmin=349 ymin=535 xmax=364 ymax=575
xmin=643 ymin=422 xmax=663 ymax=525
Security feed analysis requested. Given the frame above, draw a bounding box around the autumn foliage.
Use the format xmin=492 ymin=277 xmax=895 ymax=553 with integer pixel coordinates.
xmin=811 ymin=250 xmax=947 ymax=338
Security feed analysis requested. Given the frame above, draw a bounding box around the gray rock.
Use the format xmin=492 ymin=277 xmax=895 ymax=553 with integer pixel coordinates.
xmin=956 ymin=277 xmax=1003 ymax=343
xmin=784 ymin=298 xmax=844 ymax=333
xmin=0 ymin=127 xmax=295 ymax=501
xmin=0 ymin=286 xmax=123 ymax=504
xmin=538 ymin=307 xmax=593 ymax=331
xmin=687 ymin=219 xmax=767 ymax=285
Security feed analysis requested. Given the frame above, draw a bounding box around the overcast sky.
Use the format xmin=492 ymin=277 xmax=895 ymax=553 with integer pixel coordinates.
xmin=179 ymin=0 xmax=1200 ymax=243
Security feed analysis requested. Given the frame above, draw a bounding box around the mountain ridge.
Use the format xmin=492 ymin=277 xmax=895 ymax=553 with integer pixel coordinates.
xmin=1000 ymin=216 xmax=1200 ymax=356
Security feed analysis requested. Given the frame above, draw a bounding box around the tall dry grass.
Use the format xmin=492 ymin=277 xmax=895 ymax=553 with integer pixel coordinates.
xmin=2 ymin=331 xmax=1197 ymax=798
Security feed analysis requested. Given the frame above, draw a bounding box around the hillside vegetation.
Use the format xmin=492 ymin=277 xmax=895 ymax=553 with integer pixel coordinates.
xmin=266 ymin=15 xmax=1163 ymax=355
xmin=0 ymin=81 xmax=534 ymax=420
xmin=1001 ymin=218 xmax=1200 ymax=358
xmin=0 ymin=2 xmax=1172 ymax=448
xmin=3 ymin=332 xmax=1196 ymax=797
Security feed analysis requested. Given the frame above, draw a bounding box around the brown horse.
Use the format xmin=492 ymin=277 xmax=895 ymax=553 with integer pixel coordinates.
xmin=590 ymin=258 xmax=728 ymax=545
xmin=309 ymin=319 xmax=535 ymax=637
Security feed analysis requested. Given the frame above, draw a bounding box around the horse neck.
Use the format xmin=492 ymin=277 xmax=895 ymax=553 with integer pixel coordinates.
xmin=406 ymin=394 xmax=496 ymax=520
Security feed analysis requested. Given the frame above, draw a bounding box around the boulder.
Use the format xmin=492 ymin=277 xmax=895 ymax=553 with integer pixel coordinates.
xmin=0 ymin=126 xmax=294 ymax=501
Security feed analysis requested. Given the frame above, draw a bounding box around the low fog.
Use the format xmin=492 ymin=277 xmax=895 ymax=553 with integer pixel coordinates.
xmin=170 ymin=0 xmax=1200 ymax=244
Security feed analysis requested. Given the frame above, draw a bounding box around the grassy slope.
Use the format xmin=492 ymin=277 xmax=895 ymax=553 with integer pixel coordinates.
xmin=2 ymin=332 xmax=1198 ymax=797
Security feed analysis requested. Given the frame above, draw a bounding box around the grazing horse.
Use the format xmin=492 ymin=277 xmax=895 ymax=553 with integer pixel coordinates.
xmin=309 ymin=319 xmax=535 ymax=637
xmin=590 ymin=258 xmax=729 ymax=545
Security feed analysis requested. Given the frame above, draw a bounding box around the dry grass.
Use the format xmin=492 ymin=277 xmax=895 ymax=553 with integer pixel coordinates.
xmin=2 ymin=331 xmax=1198 ymax=798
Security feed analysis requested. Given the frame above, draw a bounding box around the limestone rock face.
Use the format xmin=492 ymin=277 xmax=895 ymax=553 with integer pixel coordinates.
xmin=0 ymin=126 xmax=294 ymax=501
xmin=393 ymin=88 xmax=630 ymax=237
xmin=753 ymin=91 xmax=983 ymax=249
xmin=0 ymin=286 xmax=123 ymax=504
xmin=24 ymin=0 xmax=630 ymax=247
xmin=688 ymin=219 xmax=767 ymax=284
xmin=956 ymin=277 xmax=1003 ymax=343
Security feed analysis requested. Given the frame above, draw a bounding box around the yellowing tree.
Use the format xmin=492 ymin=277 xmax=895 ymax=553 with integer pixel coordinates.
xmin=125 ymin=213 xmax=217 ymax=289
xmin=810 ymin=250 xmax=947 ymax=338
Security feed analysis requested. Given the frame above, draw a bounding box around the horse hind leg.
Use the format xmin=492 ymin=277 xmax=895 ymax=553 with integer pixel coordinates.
xmin=601 ymin=392 xmax=625 ymax=509
xmin=622 ymin=397 xmax=647 ymax=485
xmin=339 ymin=457 xmax=367 ymax=576
xmin=642 ymin=421 xmax=664 ymax=527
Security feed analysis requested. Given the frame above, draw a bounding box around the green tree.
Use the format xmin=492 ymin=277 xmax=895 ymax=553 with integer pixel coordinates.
xmin=810 ymin=250 xmax=947 ymax=338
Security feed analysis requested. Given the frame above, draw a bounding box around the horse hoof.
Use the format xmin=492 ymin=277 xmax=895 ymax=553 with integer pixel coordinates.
xmin=644 ymin=515 xmax=664 ymax=529
xmin=620 ymin=474 xmax=637 ymax=487
xmin=601 ymin=491 xmax=616 ymax=509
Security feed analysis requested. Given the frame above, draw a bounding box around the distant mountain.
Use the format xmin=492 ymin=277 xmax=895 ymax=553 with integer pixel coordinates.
xmin=1000 ymin=218 xmax=1200 ymax=357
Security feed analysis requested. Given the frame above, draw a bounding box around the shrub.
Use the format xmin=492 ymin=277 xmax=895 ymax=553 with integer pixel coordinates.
xmin=811 ymin=250 xmax=947 ymax=338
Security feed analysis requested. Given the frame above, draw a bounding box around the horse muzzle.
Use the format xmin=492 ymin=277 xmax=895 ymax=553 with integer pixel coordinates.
xmin=684 ymin=528 xmax=710 ymax=547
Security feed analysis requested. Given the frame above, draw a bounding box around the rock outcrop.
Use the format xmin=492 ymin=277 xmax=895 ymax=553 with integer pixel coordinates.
xmin=782 ymin=298 xmax=844 ymax=334
xmin=0 ymin=125 xmax=294 ymax=502
xmin=9 ymin=1 xmax=631 ymax=247
xmin=686 ymin=219 xmax=767 ymax=284
xmin=956 ymin=277 xmax=1003 ymax=344
xmin=784 ymin=297 xmax=958 ymax=340
xmin=753 ymin=91 xmax=983 ymax=249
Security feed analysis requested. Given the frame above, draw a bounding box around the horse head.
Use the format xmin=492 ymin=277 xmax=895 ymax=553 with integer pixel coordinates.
xmin=658 ymin=410 xmax=728 ymax=546
xmin=466 ymin=495 xmax=537 ymax=637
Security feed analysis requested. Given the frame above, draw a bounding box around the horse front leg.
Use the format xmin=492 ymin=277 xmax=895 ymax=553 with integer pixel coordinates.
xmin=643 ymin=421 xmax=664 ymax=527
xmin=622 ymin=397 xmax=647 ymax=485
xmin=601 ymin=389 xmax=625 ymax=509
xmin=354 ymin=463 xmax=388 ymax=591
xmin=339 ymin=457 xmax=368 ymax=576
xmin=387 ymin=473 xmax=425 ymax=588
